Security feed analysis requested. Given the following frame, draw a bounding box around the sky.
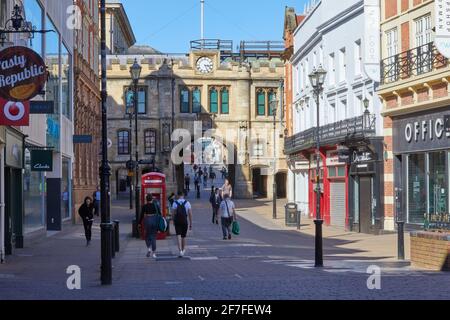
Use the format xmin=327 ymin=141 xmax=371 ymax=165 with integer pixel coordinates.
xmin=121 ymin=0 xmax=308 ymax=53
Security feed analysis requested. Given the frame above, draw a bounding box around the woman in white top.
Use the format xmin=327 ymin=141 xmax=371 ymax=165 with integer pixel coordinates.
xmin=221 ymin=179 xmax=233 ymax=199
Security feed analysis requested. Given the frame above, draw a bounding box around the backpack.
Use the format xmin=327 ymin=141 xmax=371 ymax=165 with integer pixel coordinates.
xmin=174 ymin=201 xmax=188 ymax=225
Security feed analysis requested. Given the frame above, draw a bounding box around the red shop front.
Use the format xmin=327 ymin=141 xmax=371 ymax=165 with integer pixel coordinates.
xmin=308 ymin=148 xmax=349 ymax=229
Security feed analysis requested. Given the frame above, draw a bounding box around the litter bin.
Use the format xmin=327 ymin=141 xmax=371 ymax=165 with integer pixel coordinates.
xmin=285 ymin=203 xmax=299 ymax=227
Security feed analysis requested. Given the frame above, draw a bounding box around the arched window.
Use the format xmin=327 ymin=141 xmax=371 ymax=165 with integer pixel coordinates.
xmin=209 ymin=87 xmax=218 ymax=113
xmin=257 ymin=90 xmax=266 ymax=116
xmin=221 ymin=88 xmax=229 ymax=114
xmin=192 ymin=87 xmax=201 ymax=113
xmin=118 ymin=130 xmax=130 ymax=155
xmin=144 ymin=129 xmax=157 ymax=155
xmin=180 ymin=87 xmax=190 ymax=113
xmin=268 ymin=90 xmax=276 ymax=116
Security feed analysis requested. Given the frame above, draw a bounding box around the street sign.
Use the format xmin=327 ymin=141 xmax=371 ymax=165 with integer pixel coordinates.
xmin=30 ymin=101 xmax=54 ymax=114
xmin=73 ymin=135 xmax=93 ymax=144
xmin=107 ymin=138 xmax=112 ymax=149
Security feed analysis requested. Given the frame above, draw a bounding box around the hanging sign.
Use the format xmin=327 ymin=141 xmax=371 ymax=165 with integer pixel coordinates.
xmin=435 ymin=0 xmax=450 ymax=58
xmin=30 ymin=149 xmax=53 ymax=172
xmin=0 ymin=97 xmax=30 ymax=126
xmin=364 ymin=0 xmax=381 ymax=82
xmin=0 ymin=46 xmax=47 ymax=102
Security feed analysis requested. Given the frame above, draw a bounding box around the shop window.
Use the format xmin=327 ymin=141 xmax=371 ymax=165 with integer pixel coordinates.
xmin=407 ymin=154 xmax=426 ymax=224
xmin=428 ymin=151 xmax=447 ymax=216
xmin=337 ymin=166 xmax=346 ymax=177
xmin=328 ymin=167 xmax=337 ymax=177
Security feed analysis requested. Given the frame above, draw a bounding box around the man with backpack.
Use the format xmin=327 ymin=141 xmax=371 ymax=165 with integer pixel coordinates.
xmin=172 ymin=191 xmax=193 ymax=257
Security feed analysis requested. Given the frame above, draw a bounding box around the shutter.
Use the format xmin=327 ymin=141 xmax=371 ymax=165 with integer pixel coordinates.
xmin=330 ymin=182 xmax=346 ymax=228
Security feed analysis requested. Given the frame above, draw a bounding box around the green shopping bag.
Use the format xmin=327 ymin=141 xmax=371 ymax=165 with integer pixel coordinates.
xmin=232 ymin=220 xmax=240 ymax=235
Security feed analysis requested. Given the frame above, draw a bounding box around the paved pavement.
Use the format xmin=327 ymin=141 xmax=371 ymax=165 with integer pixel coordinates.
xmin=0 ymin=177 xmax=449 ymax=300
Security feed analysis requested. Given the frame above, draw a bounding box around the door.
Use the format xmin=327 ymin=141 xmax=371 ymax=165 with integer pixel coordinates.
xmin=359 ymin=177 xmax=373 ymax=234
xmin=4 ymin=168 xmax=13 ymax=255
xmin=330 ymin=181 xmax=346 ymax=228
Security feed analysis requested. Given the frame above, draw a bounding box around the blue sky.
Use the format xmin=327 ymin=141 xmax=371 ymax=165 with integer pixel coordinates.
xmin=121 ymin=0 xmax=308 ymax=53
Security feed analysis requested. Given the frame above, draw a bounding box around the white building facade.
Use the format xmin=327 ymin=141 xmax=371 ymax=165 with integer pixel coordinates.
xmin=286 ymin=0 xmax=386 ymax=234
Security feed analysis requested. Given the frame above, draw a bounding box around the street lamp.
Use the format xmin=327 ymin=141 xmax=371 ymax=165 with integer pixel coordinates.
xmin=363 ymin=97 xmax=371 ymax=130
xmin=99 ymin=0 xmax=112 ymax=285
xmin=130 ymin=58 xmax=142 ymax=239
xmin=309 ymin=65 xmax=327 ymax=268
xmin=270 ymin=95 xmax=279 ymax=220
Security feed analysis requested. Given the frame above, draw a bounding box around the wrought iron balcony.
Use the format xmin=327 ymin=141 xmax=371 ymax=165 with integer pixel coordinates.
xmin=284 ymin=114 xmax=376 ymax=155
xmin=381 ymin=42 xmax=448 ymax=85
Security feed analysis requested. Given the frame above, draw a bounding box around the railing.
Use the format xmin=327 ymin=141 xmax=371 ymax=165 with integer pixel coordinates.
xmin=284 ymin=114 xmax=376 ymax=155
xmin=381 ymin=42 xmax=448 ymax=85
xmin=190 ymin=39 xmax=233 ymax=56
xmin=239 ymin=41 xmax=284 ymax=60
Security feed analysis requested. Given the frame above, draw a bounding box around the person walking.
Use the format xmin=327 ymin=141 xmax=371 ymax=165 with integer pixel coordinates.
xmin=78 ymin=197 xmax=94 ymax=246
xmin=92 ymin=186 xmax=101 ymax=217
xmin=219 ymin=194 xmax=237 ymax=240
xmin=209 ymin=187 xmax=221 ymax=225
xmin=172 ymin=191 xmax=193 ymax=258
xmin=203 ymin=170 xmax=208 ymax=188
xmin=184 ymin=174 xmax=191 ymax=192
xmin=139 ymin=194 xmax=160 ymax=258
xmin=221 ymin=178 xmax=233 ymax=199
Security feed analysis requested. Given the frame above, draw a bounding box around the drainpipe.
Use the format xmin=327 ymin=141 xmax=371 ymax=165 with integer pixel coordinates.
xmin=1 ymin=145 xmax=5 ymax=263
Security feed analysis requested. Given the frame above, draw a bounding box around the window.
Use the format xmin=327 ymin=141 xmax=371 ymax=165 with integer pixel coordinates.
xmin=339 ymin=48 xmax=346 ymax=82
xmin=415 ymin=14 xmax=432 ymax=47
xmin=61 ymin=43 xmax=71 ymax=120
xmin=144 ymin=130 xmax=156 ymax=155
xmin=354 ymin=40 xmax=362 ymax=76
xmin=209 ymin=88 xmax=218 ymax=113
xmin=220 ymin=88 xmax=229 ymax=114
xmin=328 ymin=53 xmax=335 ymax=85
xmin=118 ymin=130 xmax=130 ymax=155
xmin=257 ymin=90 xmax=266 ymax=116
xmin=192 ymin=87 xmax=201 ymax=113
xmin=125 ymin=87 xmax=147 ymax=114
xmin=0 ymin=0 xmax=6 ymax=27
xmin=268 ymin=90 xmax=276 ymax=116
xmin=180 ymin=88 xmax=190 ymax=113
xmin=407 ymin=154 xmax=426 ymax=224
xmin=428 ymin=152 xmax=447 ymax=216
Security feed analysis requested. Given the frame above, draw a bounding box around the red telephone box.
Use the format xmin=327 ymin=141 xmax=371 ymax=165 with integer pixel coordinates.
xmin=141 ymin=173 xmax=167 ymax=240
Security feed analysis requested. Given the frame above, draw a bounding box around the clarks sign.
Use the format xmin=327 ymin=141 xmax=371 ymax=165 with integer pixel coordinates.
xmin=30 ymin=150 xmax=53 ymax=172
xmin=0 ymin=46 xmax=47 ymax=101
xmin=393 ymin=108 xmax=450 ymax=154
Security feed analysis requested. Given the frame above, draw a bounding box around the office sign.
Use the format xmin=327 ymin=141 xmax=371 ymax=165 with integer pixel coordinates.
xmin=435 ymin=0 xmax=450 ymax=58
xmin=30 ymin=101 xmax=54 ymax=114
xmin=364 ymin=0 xmax=381 ymax=82
xmin=30 ymin=150 xmax=53 ymax=172
xmin=0 ymin=97 xmax=30 ymax=126
xmin=0 ymin=46 xmax=47 ymax=101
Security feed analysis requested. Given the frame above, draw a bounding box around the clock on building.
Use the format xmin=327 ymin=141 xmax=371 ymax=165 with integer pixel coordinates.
xmin=196 ymin=56 xmax=214 ymax=74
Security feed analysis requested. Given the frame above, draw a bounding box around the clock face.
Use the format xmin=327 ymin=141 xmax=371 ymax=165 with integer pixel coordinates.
xmin=196 ymin=57 xmax=214 ymax=74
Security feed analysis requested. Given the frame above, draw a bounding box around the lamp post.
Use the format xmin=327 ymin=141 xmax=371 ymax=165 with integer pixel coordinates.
xmin=270 ymin=95 xmax=279 ymax=220
xmin=99 ymin=0 xmax=112 ymax=285
xmin=127 ymin=104 xmax=134 ymax=210
xmin=363 ymin=98 xmax=371 ymax=130
xmin=309 ymin=65 xmax=327 ymax=268
xmin=130 ymin=59 xmax=142 ymax=239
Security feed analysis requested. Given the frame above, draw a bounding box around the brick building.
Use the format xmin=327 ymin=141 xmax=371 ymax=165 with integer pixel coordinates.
xmin=378 ymin=0 xmax=450 ymax=231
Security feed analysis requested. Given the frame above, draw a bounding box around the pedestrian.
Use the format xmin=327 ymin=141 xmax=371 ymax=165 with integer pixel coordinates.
xmin=78 ymin=197 xmax=94 ymax=246
xmin=194 ymin=174 xmax=201 ymax=198
xmin=221 ymin=178 xmax=233 ymax=199
xmin=184 ymin=174 xmax=191 ymax=192
xmin=209 ymin=187 xmax=221 ymax=225
xmin=172 ymin=191 xmax=193 ymax=258
xmin=92 ymin=186 xmax=101 ymax=217
xmin=210 ymin=171 xmax=216 ymax=185
xmin=139 ymin=194 xmax=160 ymax=259
xmin=219 ymin=194 xmax=237 ymax=240
xmin=203 ymin=170 xmax=208 ymax=188
xmin=168 ymin=193 xmax=176 ymax=207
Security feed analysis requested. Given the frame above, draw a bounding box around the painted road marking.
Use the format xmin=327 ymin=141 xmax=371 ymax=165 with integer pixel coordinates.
xmin=234 ymin=274 xmax=243 ymax=279
xmin=190 ymin=256 xmax=218 ymax=261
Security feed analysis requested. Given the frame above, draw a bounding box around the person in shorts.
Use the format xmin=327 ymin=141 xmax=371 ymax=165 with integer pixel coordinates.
xmin=171 ymin=191 xmax=193 ymax=257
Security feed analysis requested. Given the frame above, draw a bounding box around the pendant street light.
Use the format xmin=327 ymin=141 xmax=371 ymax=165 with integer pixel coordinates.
xmin=309 ymin=65 xmax=327 ymax=268
xmin=270 ymin=95 xmax=279 ymax=220
xmin=130 ymin=59 xmax=142 ymax=239
xmin=100 ymin=0 xmax=113 ymax=285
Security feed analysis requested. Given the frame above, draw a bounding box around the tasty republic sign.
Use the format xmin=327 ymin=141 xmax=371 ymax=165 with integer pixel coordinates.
xmin=0 ymin=46 xmax=47 ymax=126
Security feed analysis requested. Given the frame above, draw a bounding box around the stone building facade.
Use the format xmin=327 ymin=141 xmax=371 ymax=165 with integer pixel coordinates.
xmin=106 ymin=43 xmax=287 ymax=200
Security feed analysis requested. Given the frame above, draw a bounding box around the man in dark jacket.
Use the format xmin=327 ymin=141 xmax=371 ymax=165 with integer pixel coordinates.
xmin=78 ymin=197 xmax=94 ymax=246
xmin=209 ymin=188 xmax=221 ymax=224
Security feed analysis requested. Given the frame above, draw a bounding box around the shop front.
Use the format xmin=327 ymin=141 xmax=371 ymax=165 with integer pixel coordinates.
xmin=392 ymin=107 xmax=450 ymax=228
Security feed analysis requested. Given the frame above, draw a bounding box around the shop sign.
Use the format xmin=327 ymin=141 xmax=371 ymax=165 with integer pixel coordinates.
xmin=73 ymin=135 xmax=93 ymax=144
xmin=0 ymin=97 xmax=30 ymax=126
xmin=435 ymin=0 xmax=450 ymax=58
xmin=393 ymin=109 xmax=450 ymax=154
xmin=0 ymin=46 xmax=47 ymax=102
xmin=30 ymin=150 xmax=53 ymax=172
xmin=352 ymin=150 xmax=374 ymax=164
xmin=5 ymin=130 xmax=23 ymax=168
xmin=30 ymin=101 xmax=54 ymax=114
xmin=364 ymin=0 xmax=381 ymax=82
